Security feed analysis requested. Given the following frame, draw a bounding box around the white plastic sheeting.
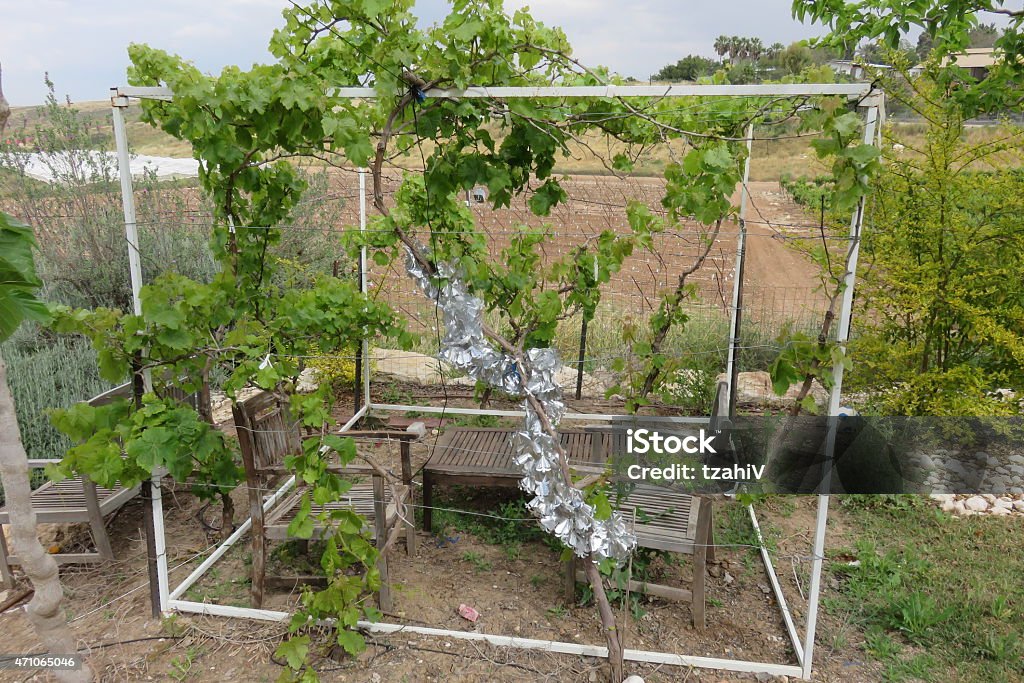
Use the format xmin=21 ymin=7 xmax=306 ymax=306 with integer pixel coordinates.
xmin=13 ymin=150 xmax=198 ymax=184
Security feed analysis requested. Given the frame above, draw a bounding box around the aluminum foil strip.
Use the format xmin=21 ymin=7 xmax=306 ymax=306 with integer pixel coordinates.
xmin=405 ymin=248 xmax=636 ymax=562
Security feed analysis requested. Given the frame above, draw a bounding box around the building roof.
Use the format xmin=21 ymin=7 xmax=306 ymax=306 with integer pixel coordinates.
xmin=942 ymin=48 xmax=999 ymax=70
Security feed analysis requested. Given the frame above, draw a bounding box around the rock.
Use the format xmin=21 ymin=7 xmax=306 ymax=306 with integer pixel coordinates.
xmin=723 ymin=571 xmax=735 ymax=586
xmin=941 ymin=500 xmax=957 ymax=513
xmin=963 ymin=496 xmax=989 ymax=512
xmin=915 ymin=454 xmax=935 ymax=471
xmin=990 ymin=507 xmax=1011 ymax=516
xmin=296 ymin=366 xmax=319 ymax=393
xmin=622 ymin=676 xmax=645 ymax=683
xmin=1013 ymin=500 xmax=1024 ymax=513
xmin=370 ymin=674 xmax=382 ymax=683
xmin=714 ymin=370 xmax=827 ymax=407
xmin=373 ymin=348 xmax=474 ymax=386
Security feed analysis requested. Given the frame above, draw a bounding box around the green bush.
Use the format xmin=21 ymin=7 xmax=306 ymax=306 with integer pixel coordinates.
xmin=780 ymin=173 xmax=834 ymax=210
xmin=2 ymin=337 xmax=113 ymax=460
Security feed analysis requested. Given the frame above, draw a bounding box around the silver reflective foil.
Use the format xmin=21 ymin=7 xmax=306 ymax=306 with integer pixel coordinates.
xmin=405 ymin=248 xmax=636 ymax=562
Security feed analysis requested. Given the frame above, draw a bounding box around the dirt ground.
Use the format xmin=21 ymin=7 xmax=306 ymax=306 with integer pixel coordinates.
xmin=0 ymin=384 xmax=882 ymax=683
xmin=0 ymin=488 xmax=883 ymax=683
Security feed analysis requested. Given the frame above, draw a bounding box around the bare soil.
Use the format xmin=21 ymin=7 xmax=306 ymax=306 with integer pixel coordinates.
xmin=0 ymin=388 xmax=881 ymax=683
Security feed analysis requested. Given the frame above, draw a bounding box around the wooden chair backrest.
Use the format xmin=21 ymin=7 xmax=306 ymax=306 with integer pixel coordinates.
xmin=233 ymin=391 xmax=302 ymax=476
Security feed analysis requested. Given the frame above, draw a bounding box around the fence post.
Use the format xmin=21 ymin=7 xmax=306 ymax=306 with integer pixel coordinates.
xmin=113 ymin=92 xmax=167 ymax=616
xmin=726 ymin=123 xmax=754 ymax=417
xmin=575 ymin=316 xmax=588 ymax=400
xmin=353 ymin=260 xmax=363 ymax=412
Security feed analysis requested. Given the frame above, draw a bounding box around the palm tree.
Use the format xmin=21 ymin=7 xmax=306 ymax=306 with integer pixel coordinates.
xmin=728 ymin=36 xmax=742 ymax=61
xmin=748 ymin=37 xmax=765 ymax=61
xmin=713 ymin=35 xmax=730 ymax=59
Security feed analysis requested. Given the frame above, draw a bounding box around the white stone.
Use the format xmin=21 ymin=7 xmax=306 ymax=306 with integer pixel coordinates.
xmin=953 ymin=501 xmax=967 ymax=515
xmin=1012 ymin=501 xmax=1024 ymax=513
xmin=963 ymin=496 xmax=989 ymax=512
xmin=296 ymin=366 xmax=319 ymax=393
xmin=622 ymin=677 xmax=645 ymax=683
xmin=990 ymin=506 xmax=1011 ymax=516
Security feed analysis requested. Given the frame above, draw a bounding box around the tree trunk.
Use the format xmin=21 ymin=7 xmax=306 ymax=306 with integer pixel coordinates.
xmin=0 ymin=352 xmax=93 ymax=682
xmin=0 ymin=61 xmax=11 ymax=136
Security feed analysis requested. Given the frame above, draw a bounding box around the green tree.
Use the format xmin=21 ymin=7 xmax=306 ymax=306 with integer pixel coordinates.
xmin=652 ymin=55 xmax=719 ymax=82
xmin=779 ymin=42 xmax=815 ymax=74
xmin=792 ymin=0 xmax=1024 ymax=113
xmin=853 ymin=71 xmax=1024 ymax=415
xmin=41 ymin=1 xmax=881 ymax=678
xmin=968 ymin=22 xmax=1001 ymax=48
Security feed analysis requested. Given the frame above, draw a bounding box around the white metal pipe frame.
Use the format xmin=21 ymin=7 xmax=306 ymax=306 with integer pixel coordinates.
xmin=109 ymin=82 xmax=882 ymax=680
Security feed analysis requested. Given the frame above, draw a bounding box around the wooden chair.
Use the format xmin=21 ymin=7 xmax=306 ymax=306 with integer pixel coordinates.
xmin=232 ymin=390 xmax=418 ymax=610
xmin=562 ymin=421 xmax=716 ymax=629
xmin=562 ymin=475 xmax=714 ymax=629
xmin=0 ymin=383 xmax=140 ymax=588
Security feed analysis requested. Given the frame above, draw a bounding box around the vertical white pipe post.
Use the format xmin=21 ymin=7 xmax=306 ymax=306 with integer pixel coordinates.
xmin=111 ymin=97 xmax=143 ymax=318
xmin=359 ymin=168 xmax=371 ymax=411
xmin=111 ymin=91 xmax=170 ymax=615
xmin=801 ymin=101 xmax=880 ymax=680
xmin=725 ymin=124 xmax=754 ymax=417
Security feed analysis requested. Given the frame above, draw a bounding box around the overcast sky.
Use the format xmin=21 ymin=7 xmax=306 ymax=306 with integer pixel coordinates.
xmin=0 ymin=0 xmax=829 ymax=106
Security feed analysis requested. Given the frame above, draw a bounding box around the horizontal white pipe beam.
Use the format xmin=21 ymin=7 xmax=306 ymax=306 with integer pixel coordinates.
xmin=368 ymin=402 xmax=708 ymax=424
xmin=114 ymin=83 xmax=870 ymax=102
xmin=427 ymin=84 xmax=871 ymax=98
xmin=169 ymin=599 xmax=803 ymax=677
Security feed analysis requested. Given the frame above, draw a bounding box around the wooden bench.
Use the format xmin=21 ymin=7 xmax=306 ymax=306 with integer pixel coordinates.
xmin=422 ymin=427 xmax=606 ymax=532
xmin=421 ymin=421 xmax=717 ymax=628
xmin=233 ymin=390 xmax=418 ymax=610
xmin=0 ymin=383 xmax=140 ymax=588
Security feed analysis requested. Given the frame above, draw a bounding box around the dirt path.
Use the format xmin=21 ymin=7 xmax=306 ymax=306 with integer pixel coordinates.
xmin=736 ymin=182 xmax=830 ymax=331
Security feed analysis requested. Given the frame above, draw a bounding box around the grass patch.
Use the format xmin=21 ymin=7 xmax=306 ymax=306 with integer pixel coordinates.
xmin=828 ymin=496 xmax=1023 ymax=682
xmin=429 ymin=488 xmax=554 ymax=561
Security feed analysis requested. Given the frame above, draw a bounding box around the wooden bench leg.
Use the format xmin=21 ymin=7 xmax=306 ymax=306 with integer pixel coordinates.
xmin=421 ymin=471 xmax=434 ymax=533
xmin=248 ymin=486 xmax=267 ymax=609
xmin=0 ymin=525 xmax=13 ymax=588
xmin=373 ymin=476 xmax=393 ymax=612
xmin=83 ymin=478 xmax=114 ymax=561
xmin=404 ymin=497 xmax=416 ymax=557
xmin=563 ymin=553 xmax=576 ymax=604
xmin=692 ymin=502 xmax=712 ymax=630
xmin=705 ymin=504 xmax=717 ymax=564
